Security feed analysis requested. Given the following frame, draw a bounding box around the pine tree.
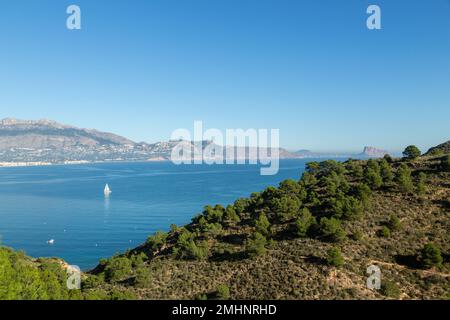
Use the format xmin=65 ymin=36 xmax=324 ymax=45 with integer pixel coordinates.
xmin=326 ymin=247 xmax=344 ymax=267
xmin=402 ymin=145 xmax=421 ymax=159
xmin=379 ymin=158 xmax=393 ymax=184
xmin=295 ymin=208 xmax=316 ymax=237
xmin=420 ymin=243 xmax=443 ymax=269
xmin=395 ymin=163 xmax=413 ymax=193
xmin=416 ymin=172 xmax=426 ymax=195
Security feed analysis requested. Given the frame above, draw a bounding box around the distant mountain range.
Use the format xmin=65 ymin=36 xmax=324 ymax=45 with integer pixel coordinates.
xmin=0 ymin=118 xmax=134 ymax=148
xmin=292 ymin=147 xmax=391 ymax=159
xmin=0 ymin=118 xmax=394 ymax=165
xmin=0 ymin=118 xmax=300 ymax=164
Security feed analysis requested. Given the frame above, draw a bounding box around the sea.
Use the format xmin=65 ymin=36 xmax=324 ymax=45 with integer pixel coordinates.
xmin=0 ymin=159 xmax=330 ymax=270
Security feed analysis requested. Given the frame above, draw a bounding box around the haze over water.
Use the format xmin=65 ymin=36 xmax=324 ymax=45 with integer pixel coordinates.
xmin=0 ymin=159 xmax=324 ymax=270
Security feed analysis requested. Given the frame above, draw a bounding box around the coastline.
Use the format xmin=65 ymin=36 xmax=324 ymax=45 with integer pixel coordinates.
xmin=0 ymin=155 xmax=358 ymax=169
xmin=0 ymin=158 xmax=171 ymax=168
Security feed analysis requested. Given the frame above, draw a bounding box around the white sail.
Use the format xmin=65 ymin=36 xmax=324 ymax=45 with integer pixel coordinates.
xmin=104 ymin=184 xmax=112 ymax=195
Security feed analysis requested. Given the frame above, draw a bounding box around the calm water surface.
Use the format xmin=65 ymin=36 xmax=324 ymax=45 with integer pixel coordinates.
xmin=0 ymin=159 xmax=320 ymax=269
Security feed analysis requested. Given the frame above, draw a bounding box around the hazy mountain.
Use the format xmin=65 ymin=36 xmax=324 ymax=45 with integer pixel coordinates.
xmin=293 ymin=149 xmax=315 ymax=157
xmin=0 ymin=118 xmax=299 ymax=164
xmin=292 ymin=149 xmax=355 ymax=158
xmin=0 ymin=118 xmax=401 ymax=165
xmin=0 ymin=118 xmax=134 ymax=149
xmin=359 ymin=146 xmax=389 ymax=158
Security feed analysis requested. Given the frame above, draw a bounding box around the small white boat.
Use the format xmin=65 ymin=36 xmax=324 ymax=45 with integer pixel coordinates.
xmin=104 ymin=184 xmax=112 ymax=196
xmin=47 ymin=239 xmax=55 ymax=245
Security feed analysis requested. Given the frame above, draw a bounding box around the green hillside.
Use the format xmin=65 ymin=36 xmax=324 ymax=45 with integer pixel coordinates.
xmin=1 ymin=144 xmax=449 ymax=300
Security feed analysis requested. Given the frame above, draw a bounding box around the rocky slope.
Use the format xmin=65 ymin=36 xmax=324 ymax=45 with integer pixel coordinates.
xmin=426 ymin=140 xmax=450 ymax=156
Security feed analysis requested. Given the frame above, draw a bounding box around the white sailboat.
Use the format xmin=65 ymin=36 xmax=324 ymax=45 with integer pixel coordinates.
xmin=104 ymin=184 xmax=112 ymax=196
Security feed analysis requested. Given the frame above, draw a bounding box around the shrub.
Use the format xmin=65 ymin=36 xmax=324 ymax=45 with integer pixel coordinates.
xmin=178 ymin=240 xmax=209 ymax=260
xmin=364 ymin=168 xmax=382 ymax=189
xmin=395 ymin=163 xmax=413 ymax=193
xmin=245 ymin=232 xmax=267 ymax=258
xmin=295 ymin=208 xmax=316 ymax=238
xmin=270 ymin=196 xmax=301 ymax=222
xmin=346 ymin=160 xmax=363 ymax=178
xmin=333 ymin=196 xmax=364 ymax=220
xmin=174 ymin=229 xmax=209 ymax=260
xmin=176 ymin=228 xmax=194 ymax=246
xmin=203 ymin=205 xmax=224 ymax=223
xmin=198 ymin=215 xmax=223 ymax=235
xmin=82 ymin=274 xmax=105 ymax=289
xmin=0 ymin=248 xmax=75 ymax=300
xmin=196 ymin=215 xmax=207 ymax=229
xmin=130 ymin=252 xmax=147 ymax=268
xmin=203 ymin=222 xmax=223 ymax=236
xmin=306 ymin=162 xmax=320 ymax=173
xmin=214 ymin=284 xmax=230 ymax=300
xmin=403 ymin=145 xmax=421 ymax=159
xmin=442 ymin=155 xmax=450 ymax=171
xmin=134 ymin=267 xmax=152 ymax=288
xmin=351 ymin=230 xmax=363 ymax=241
xmin=255 ymin=213 xmax=270 ymax=236
xmin=367 ymin=159 xmax=381 ymax=174
xmin=428 ymin=148 xmax=444 ymax=156
xmin=383 ymin=154 xmax=393 ymax=163
xmin=279 ymin=179 xmax=301 ymax=195
xmin=387 ymin=214 xmax=401 ymax=232
xmin=379 ymin=159 xmax=394 ymax=184
xmin=379 ymin=226 xmax=391 ymax=238
xmin=104 ymin=257 xmax=133 ymax=282
xmin=323 ymin=171 xmax=349 ymax=196
xmin=320 ymin=160 xmax=346 ymax=175
xmin=319 ymin=217 xmax=346 ymax=243
xmin=300 ymin=171 xmax=318 ymax=186
xmin=420 ymin=243 xmax=443 ymax=269
xmin=83 ymin=289 xmax=110 ymax=300
xmin=224 ymin=205 xmax=240 ymax=224
xmin=306 ymin=190 xmax=321 ymax=207
xmin=416 ymin=172 xmax=426 ymax=195
xmin=381 ymin=281 xmax=401 ymax=299
xmin=213 ymin=243 xmax=235 ymax=257
xmin=146 ymin=231 xmax=168 ymax=251
xmin=109 ymin=289 xmax=137 ymax=300
xmin=355 ymin=183 xmax=372 ymax=208
xmin=326 ymin=247 xmax=344 ymax=267
xmin=233 ymin=198 xmax=249 ymax=215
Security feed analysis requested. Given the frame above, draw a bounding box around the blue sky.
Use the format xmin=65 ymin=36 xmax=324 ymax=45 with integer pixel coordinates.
xmin=0 ymin=0 xmax=449 ymax=152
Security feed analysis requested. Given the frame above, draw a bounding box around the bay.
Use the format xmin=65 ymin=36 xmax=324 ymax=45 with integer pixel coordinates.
xmin=0 ymin=159 xmax=323 ymax=270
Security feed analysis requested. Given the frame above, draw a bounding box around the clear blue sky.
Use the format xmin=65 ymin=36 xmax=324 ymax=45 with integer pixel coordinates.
xmin=0 ymin=0 xmax=449 ymax=152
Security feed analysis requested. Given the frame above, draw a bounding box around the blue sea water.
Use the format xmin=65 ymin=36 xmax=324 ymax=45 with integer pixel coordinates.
xmin=0 ymin=159 xmax=320 ymax=270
